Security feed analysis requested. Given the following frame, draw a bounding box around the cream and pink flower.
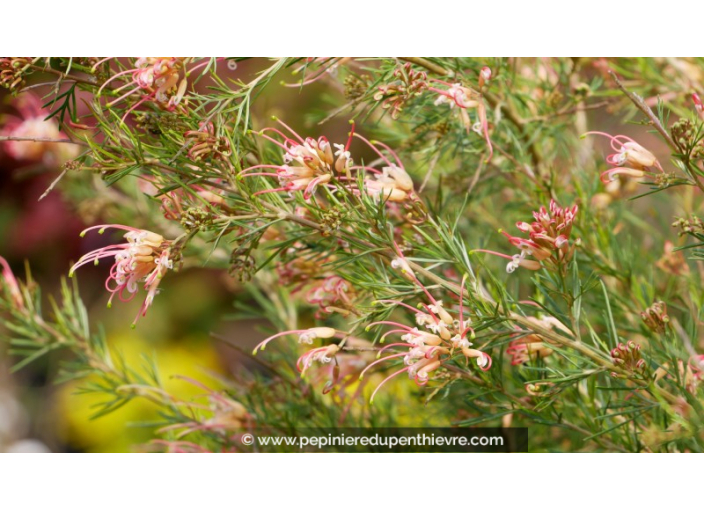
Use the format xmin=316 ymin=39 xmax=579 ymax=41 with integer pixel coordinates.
xmin=240 ymin=118 xmax=418 ymax=203
xmin=363 ymin=161 xmax=415 ymax=203
xmin=69 ymin=225 xmax=173 ymax=325
xmin=585 ymin=131 xmax=662 ymax=184
xmin=252 ymin=248 xmax=494 ymax=401
xmin=252 ymin=326 xmax=339 ymax=354
xmin=297 ymin=344 xmax=340 ymax=376
xmin=476 ymin=199 xmax=578 ymax=273
xmin=94 ymin=57 xmax=216 ymax=121
xmin=252 ymin=326 xmax=345 ymax=385
xmin=429 ymin=67 xmax=493 ymax=160
xmin=240 ymin=118 xmax=350 ymax=200
xmin=305 ymin=275 xmax=355 ymax=318
xmin=362 ymin=248 xmax=492 ymax=402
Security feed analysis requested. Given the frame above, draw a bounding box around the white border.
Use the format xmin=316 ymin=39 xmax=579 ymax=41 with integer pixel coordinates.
xmin=1 ymin=2 xmax=698 ymax=54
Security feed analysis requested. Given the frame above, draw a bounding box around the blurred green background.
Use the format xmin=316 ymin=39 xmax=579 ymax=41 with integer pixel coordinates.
xmin=0 ymin=59 xmax=370 ymax=452
xmin=0 ymin=58 xmax=683 ymax=452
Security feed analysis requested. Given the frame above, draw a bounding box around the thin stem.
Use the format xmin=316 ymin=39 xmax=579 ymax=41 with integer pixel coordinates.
xmin=0 ymin=135 xmax=87 ymax=146
xmin=608 ymin=71 xmax=676 ymax=150
xmin=608 ymin=70 xmax=704 ymax=195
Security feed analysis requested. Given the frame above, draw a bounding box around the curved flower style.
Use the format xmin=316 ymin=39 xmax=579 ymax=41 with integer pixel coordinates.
xmin=184 ymin=122 xmax=232 ymax=161
xmin=252 ymin=327 xmax=344 ymax=385
xmin=352 ymin=133 xmax=418 ymax=203
xmin=139 ymin=174 xmax=226 ymax=222
xmin=240 ymin=118 xmax=352 ymax=199
xmin=251 ymin=325 xmax=375 ymax=404
xmin=305 ymin=275 xmax=356 ymax=318
xmin=69 ymin=225 xmax=173 ymax=325
xmin=297 ymin=344 xmax=340 ymax=376
xmin=95 ymin=57 xmax=215 ymax=121
xmin=240 ymin=118 xmax=418 ymax=204
xmin=0 ymin=57 xmax=34 ymax=90
xmin=584 ymin=131 xmax=663 ymax=184
xmin=251 ymin=250 xmax=494 ymax=402
xmin=274 ymin=247 xmax=356 ymax=318
xmin=0 ymin=93 xmax=78 ymax=165
xmin=477 ymin=199 xmax=578 ymax=273
xmin=252 ymin=326 xmax=338 ymax=354
xmin=363 ymin=249 xmax=492 ymax=403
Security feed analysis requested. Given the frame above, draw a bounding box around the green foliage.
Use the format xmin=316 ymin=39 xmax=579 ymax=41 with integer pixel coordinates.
xmin=3 ymin=57 xmax=704 ymax=452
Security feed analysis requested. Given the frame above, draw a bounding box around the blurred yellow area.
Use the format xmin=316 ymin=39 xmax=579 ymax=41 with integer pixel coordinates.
xmin=376 ymin=380 xmax=455 ymax=427
xmin=54 ymin=333 xmax=225 ymax=453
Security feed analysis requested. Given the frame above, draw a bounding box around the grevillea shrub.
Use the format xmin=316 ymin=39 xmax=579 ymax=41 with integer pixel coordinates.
xmin=2 ymin=57 xmax=704 ymax=452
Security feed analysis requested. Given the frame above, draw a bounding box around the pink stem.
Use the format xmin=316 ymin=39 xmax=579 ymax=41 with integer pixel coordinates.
xmin=360 ymin=353 xmax=407 ymax=380
xmin=370 ymin=366 xmax=410 ymax=403
xmin=252 ymin=330 xmax=306 ymax=354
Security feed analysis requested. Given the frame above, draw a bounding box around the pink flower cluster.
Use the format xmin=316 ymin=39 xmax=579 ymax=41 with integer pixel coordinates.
xmin=240 ymin=119 xmax=417 ymax=203
xmin=252 ymin=247 xmax=493 ymax=402
xmin=478 ymin=199 xmax=579 ymax=273
xmin=586 ymin=131 xmax=662 ymax=184
xmin=95 ymin=57 xmax=218 ymax=121
xmin=69 ymin=225 xmax=173 ymax=325
xmin=429 ymin=66 xmax=493 ymax=160
xmin=362 ymin=248 xmax=492 ymax=402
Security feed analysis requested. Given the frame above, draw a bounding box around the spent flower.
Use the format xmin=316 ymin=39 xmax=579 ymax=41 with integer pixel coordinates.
xmin=641 ymin=301 xmax=670 ymax=334
xmin=374 ymin=63 xmax=428 ymax=119
xmin=610 ymin=341 xmax=647 ymax=378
